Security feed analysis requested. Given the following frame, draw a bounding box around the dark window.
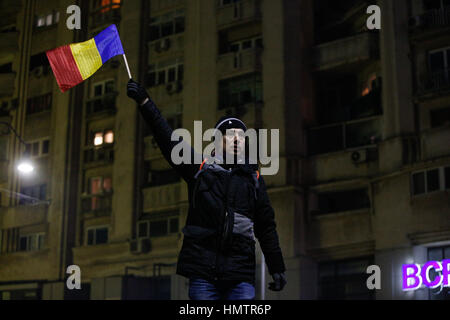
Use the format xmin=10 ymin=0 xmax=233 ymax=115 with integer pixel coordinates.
xmin=138 ymin=222 xmax=148 ymax=238
xmin=26 ymin=93 xmax=52 ymax=115
xmin=242 ymin=40 xmax=252 ymax=50
xmin=412 ymin=172 xmax=426 ymax=195
xmin=429 ymin=50 xmax=446 ymax=74
xmin=0 ymin=63 xmax=12 ymax=74
xmin=308 ymin=124 xmax=344 ymax=155
xmin=158 ymin=70 xmax=166 ymax=85
xmin=149 ymin=220 xmax=168 ymax=237
xmin=168 ymin=67 xmax=176 ymax=82
xmin=29 ymin=52 xmax=50 ymax=72
xmin=218 ymin=73 xmax=262 ymax=109
xmin=318 ymin=257 xmax=374 ymax=300
xmin=146 ymin=169 xmax=180 ymax=187
xmin=150 ymin=24 xmax=161 ymax=41
xmin=19 ymin=237 xmax=27 ymax=251
xmin=169 ymin=218 xmax=179 ymax=234
xmin=146 ymin=72 xmax=156 ymax=87
xmin=424 ymin=0 xmax=450 ymax=10
xmin=430 ymin=107 xmax=450 ymax=128
xmin=42 ymin=140 xmax=50 ymax=154
xmin=39 ymin=184 xmax=46 ymax=201
xmin=174 ymin=16 xmax=185 ymax=33
xmin=96 ymin=228 xmax=108 ymax=244
xmin=317 ymin=189 xmax=370 ymax=214
xmin=161 ymin=21 xmax=173 ymax=37
xmin=178 ymin=64 xmax=184 ymax=81
xmin=427 ymin=169 xmax=440 ymax=192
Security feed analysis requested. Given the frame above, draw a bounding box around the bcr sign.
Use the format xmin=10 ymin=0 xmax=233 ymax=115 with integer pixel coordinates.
xmin=402 ymin=260 xmax=450 ymax=291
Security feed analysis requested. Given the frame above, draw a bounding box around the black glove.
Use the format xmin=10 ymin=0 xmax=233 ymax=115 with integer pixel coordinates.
xmin=127 ymin=79 xmax=149 ymax=105
xmin=268 ymin=272 xmax=286 ymax=291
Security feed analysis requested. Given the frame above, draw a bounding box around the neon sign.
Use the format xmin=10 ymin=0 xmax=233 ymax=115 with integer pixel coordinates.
xmin=402 ymin=260 xmax=450 ymax=291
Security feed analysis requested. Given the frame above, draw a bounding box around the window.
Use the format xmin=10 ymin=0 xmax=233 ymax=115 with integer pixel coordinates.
xmin=427 ymin=245 xmax=450 ymax=300
xmin=19 ymin=184 xmax=47 ymax=205
xmin=146 ymin=59 xmax=184 ymax=87
xmin=138 ymin=215 xmax=179 ymax=238
xmin=89 ymin=129 xmax=114 ymax=146
xmin=26 ymin=93 xmax=52 ymax=115
xmin=428 ymin=47 xmax=450 ymax=84
xmin=318 ymin=257 xmax=374 ymax=300
xmin=92 ymin=80 xmax=115 ymax=97
xmin=412 ymin=166 xmax=449 ymax=195
xmin=93 ymin=0 xmax=121 ymax=12
xmin=430 ymin=107 xmax=450 ymax=128
xmin=19 ymin=233 xmax=45 ymax=252
xmin=218 ymin=73 xmax=262 ymax=109
xmin=24 ymin=138 xmax=50 ymax=158
xmin=228 ymin=36 xmax=262 ymax=53
xmin=149 ymin=9 xmax=185 ymax=41
xmin=317 ymin=189 xmax=370 ymax=215
xmin=86 ymin=226 xmax=108 ymax=245
xmin=35 ymin=11 xmax=59 ymax=29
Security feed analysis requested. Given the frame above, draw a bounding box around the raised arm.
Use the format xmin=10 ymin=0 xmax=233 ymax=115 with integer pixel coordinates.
xmin=127 ymin=79 xmax=200 ymax=183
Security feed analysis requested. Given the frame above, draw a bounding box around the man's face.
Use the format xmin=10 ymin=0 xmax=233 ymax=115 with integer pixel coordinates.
xmin=222 ymin=128 xmax=245 ymax=156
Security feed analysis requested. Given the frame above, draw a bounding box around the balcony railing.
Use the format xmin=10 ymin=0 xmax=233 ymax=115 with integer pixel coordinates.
xmin=410 ymin=6 xmax=450 ymax=30
xmin=418 ymin=68 xmax=450 ymax=95
xmin=217 ymin=48 xmax=262 ymax=79
xmin=81 ymin=193 xmax=112 ymax=216
xmin=308 ymin=116 xmax=381 ymax=155
xmin=86 ymin=92 xmax=117 ymax=117
xmin=90 ymin=1 xmax=122 ymax=29
xmin=83 ymin=144 xmax=114 ymax=166
xmin=313 ymin=32 xmax=379 ymax=71
xmin=217 ymin=0 xmax=262 ymax=29
xmin=142 ymin=183 xmax=180 ymax=212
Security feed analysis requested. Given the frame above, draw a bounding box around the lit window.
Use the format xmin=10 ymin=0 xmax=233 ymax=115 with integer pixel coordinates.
xmin=94 ymin=132 xmax=103 ymax=146
xmin=36 ymin=16 xmax=45 ymax=27
xmin=103 ymin=177 xmax=112 ymax=192
xmin=46 ymin=14 xmax=53 ymax=26
xmin=54 ymin=12 xmax=60 ymax=23
xmin=104 ymin=130 xmax=114 ymax=144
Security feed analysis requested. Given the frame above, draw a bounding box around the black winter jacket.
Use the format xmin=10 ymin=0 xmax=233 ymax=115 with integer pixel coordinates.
xmin=139 ymin=99 xmax=286 ymax=284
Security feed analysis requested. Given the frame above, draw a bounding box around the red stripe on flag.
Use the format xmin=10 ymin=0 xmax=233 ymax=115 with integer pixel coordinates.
xmin=46 ymin=45 xmax=84 ymax=93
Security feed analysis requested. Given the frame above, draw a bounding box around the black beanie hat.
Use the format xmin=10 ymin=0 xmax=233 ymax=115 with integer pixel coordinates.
xmin=214 ymin=116 xmax=247 ymax=134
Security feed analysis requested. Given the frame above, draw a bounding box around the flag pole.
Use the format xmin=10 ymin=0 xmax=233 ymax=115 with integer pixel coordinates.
xmin=123 ymin=54 xmax=132 ymax=79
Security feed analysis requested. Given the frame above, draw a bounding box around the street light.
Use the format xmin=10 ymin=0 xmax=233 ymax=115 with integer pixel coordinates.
xmin=0 ymin=121 xmax=35 ymax=174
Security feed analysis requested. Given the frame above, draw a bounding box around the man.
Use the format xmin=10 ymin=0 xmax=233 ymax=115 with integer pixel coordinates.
xmin=127 ymin=79 xmax=286 ymax=300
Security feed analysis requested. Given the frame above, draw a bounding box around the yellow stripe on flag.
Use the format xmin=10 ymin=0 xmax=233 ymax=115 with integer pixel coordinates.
xmin=70 ymin=39 xmax=103 ymax=80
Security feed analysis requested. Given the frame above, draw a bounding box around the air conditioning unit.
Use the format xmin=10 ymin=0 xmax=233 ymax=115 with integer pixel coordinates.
xmin=351 ymin=149 xmax=368 ymax=164
xmin=130 ymin=238 xmax=151 ymax=254
xmin=32 ymin=66 xmax=46 ymax=78
xmin=156 ymin=38 xmax=171 ymax=52
xmin=166 ymin=81 xmax=183 ymax=95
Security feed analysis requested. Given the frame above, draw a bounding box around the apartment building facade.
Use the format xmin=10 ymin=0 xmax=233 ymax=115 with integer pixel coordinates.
xmin=0 ymin=0 xmax=448 ymax=300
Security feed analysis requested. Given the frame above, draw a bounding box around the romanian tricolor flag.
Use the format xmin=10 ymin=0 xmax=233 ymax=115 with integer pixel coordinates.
xmin=46 ymin=24 xmax=124 ymax=93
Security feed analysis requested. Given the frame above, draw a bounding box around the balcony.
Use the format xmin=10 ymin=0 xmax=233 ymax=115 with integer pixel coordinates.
xmin=308 ymin=116 xmax=381 ymax=156
xmin=0 ymin=160 xmax=8 ymax=183
xmin=83 ymin=145 xmax=114 ymax=167
xmin=313 ymin=32 xmax=379 ymax=72
xmin=217 ymin=48 xmax=262 ymax=80
xmin=142 ymin=183 xmax=180 ymax=212
xmin=81 ymin=193 xmax=112 ymax=216
xmin=216 ymin=0 xmax=262 ymax=30
xmin=217 ymin=101 xmax=263 ymax=129
xmin=0 ymin=73 xmax=15 ymax=97
xmin=0 ymin=203 xmax=49 ymax=229
xmin=89 ymin=1 xmax=122 ymax=30
xmin=0 ymin=32 xmax=19 ymax=61
xmin=86 ymin=92 xmax=117 ymax=118
xmin=418 ymin=68 xmax=450 ymax=97
xmin=409 ymin=6 xmax=450 ymax=32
